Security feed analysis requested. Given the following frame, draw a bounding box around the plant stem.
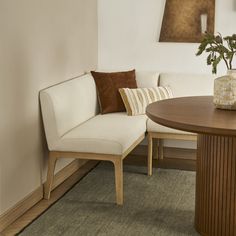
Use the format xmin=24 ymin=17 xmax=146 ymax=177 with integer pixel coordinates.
xmin=224 ymin=58 xmax=230 ymax=69
xmin=230 ymin=49 xmax=236 ymax=70
xmin=210 ymin=42 xmax=230 ymax=69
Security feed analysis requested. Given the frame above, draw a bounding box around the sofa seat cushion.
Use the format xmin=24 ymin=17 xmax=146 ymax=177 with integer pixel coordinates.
xmin=147 ymin=119 xmax=195 ymax=135
xmin=52 ymin=113 xmax=147 ymax=155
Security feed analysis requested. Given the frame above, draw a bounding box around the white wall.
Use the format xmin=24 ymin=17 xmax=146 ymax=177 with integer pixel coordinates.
xmin=98 ymin=0 xmax=236 ymax=73
xmin=98 ymin=0 xmax=236 ymax=149
xmin=0 ymin=0 xmax=97 ymax=215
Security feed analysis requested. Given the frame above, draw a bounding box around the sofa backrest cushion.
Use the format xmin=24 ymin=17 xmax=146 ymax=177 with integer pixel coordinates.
xmin=40 ymin=74 xmax=98 ymax=149
xmin=96 ymin=69 xmax=159 ymax=88
xmin=135 ymin=71 xmax=159 ymax=88
xmin=159 ymin=73 xmax=215 ymax=97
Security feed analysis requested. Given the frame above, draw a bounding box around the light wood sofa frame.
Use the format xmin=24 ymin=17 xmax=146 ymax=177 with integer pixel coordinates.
xmin=147 ymin=132 xmax=197 ymax=176
xmin=44 ymin=134 xmax=145 ymax=205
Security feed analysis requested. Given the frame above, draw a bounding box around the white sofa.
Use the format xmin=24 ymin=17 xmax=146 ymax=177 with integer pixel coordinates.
xmin=40 ymin=71 xmax=214 ymax=205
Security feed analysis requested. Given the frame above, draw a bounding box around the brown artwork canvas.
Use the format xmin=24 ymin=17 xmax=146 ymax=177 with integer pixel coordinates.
xmin=159 ymin=0 xmax=215 ymax=43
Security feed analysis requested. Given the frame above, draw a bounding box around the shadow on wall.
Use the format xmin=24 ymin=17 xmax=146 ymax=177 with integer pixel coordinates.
xmin=234 ymin=0 xmax=236 ymax=11
xmin=155 ymin=0 xmax=166 ymax=42
xmin=38 ymin=102 xmax=49 ymax=184
xmin=0 ymin=34 xmax=45 ymax=212
xmin=1 ymin=27 xmax=68 ymax=211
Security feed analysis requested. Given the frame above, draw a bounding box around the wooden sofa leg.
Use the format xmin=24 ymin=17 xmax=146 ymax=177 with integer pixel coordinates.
xmin=148 ymin=133 xmax=153 ymax=176
xmin=113 ymin=158 xmax=123 ymax=205
xmin=159 ymin=139 xmax=164 ymax=159
xmin=44 ymin=152 xmax=57 ymax=200
xmin=153 ymin=138 xmax=159 ymax=160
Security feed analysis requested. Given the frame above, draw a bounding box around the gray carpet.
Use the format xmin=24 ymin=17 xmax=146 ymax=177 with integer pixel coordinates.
xmin=19 ymin=163 xmax=199 ymax=236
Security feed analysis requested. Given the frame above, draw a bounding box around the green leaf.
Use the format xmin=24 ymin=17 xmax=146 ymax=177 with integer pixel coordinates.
xmin=196 ymin=41 xmax=208 ymax=56
xmin=207 ymin=54 xmax=212 ymax=65
xmin=212 ymin=55 xmax=222 ymax=74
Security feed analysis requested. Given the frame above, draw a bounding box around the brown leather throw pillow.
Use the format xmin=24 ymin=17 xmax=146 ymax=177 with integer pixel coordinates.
xmin=91 ymin=70 xmax=137 ymax=114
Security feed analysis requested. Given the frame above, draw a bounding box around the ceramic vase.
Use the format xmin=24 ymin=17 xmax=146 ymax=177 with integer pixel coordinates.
xmin=213 ymin=69 xmax=236 ymax=110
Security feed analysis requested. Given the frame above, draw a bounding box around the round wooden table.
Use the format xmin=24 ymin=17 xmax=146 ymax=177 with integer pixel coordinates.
xmin=146 ymin=96 xmax=236 ymax=236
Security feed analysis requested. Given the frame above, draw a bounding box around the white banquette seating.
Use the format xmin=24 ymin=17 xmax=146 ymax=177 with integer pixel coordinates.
xmin=40 ymin=71 xmax=214 ymax=205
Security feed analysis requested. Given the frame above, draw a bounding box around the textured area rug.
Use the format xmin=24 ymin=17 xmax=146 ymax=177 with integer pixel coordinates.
xmin=20 ymin=163 xmax=199 ymax=236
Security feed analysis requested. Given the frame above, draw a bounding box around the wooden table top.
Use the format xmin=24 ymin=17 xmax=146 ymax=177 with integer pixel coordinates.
xmin=146 ymin=96 xmax=236 ymax=136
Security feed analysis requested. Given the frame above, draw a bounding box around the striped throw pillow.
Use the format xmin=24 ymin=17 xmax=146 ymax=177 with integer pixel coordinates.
xmin=119 ymin=86 xmax=173 ymax=116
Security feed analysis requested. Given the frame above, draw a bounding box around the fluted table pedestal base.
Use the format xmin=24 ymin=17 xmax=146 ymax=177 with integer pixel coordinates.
xmin=195 ymin=134 xmax=236 ymax=236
